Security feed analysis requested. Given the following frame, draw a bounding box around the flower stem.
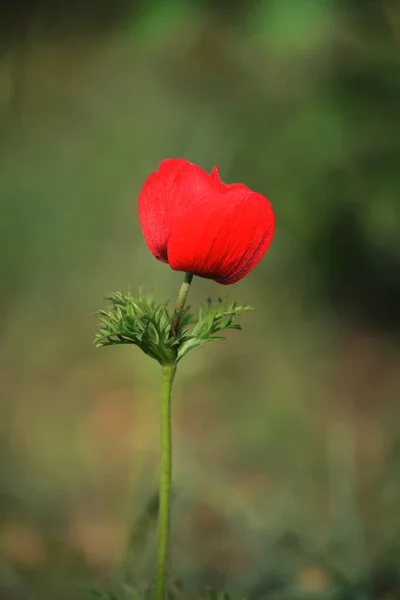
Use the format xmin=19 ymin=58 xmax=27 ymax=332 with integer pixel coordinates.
xmin=154 ymin=362 xmax=176 ymax=600
xmin=154 ymin=272 xmax=193 ymax=600
xmin=169 ymin=272 xmax=194 ymax=338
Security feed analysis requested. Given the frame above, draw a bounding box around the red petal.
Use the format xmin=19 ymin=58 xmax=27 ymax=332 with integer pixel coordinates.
xmin=210 ymin=165 xmax=252 ymax=195
xmin=167 ymin=188 xmax=274 ymax=284
xmin=210 ymin=165 xmax=220 ymax=184
xmin=138 ymin=158 xmax=190 ymax=262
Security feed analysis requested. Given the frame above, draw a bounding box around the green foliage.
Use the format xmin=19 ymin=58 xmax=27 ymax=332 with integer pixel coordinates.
xmin=94 ymin=290 xmax=178 ymax=365
xmin=95 ymin=291 xmax=253 ymax=365
xmin=176 ymin=298 xmax=253 ymax=362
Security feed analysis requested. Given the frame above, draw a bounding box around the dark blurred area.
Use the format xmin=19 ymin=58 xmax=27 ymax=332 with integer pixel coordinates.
xmin=0 ymin=0 xmax=399 ymax=598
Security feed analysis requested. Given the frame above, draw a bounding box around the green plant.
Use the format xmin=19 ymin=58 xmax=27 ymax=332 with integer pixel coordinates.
xmin=95 ymin=158 xmax=274 ymax=600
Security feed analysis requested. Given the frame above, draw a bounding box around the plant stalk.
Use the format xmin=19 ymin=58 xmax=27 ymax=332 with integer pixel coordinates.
xmin=154 ymin=362 xmax=176 ymax=600
xmin=169 ymin=272 xmax=194 ymax=338
xmin=154 ymin=272 xmax=193 ymax=600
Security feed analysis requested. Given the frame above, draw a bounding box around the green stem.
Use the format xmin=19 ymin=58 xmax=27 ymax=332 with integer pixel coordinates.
xmin=154 ymin=362 xmax=176 ymax=600
xmin=154 ymin=272 xmax=193 ymax=600
xmin=169 ymin=272 xmax=194 ymax=338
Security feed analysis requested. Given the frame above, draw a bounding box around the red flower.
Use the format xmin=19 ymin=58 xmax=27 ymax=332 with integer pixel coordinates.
xmin=138 ymin=159 xmax=274 ymax=285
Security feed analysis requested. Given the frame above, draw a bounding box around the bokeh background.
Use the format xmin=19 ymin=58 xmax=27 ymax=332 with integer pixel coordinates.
xmin=1 ymin=1 xmax=399 ymax=598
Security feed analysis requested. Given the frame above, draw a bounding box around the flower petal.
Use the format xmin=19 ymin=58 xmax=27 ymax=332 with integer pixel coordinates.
xmin=167 ymin=188 xmax=274 ymax=284
xmin=210 ymin=165 xmax=251 ymax=194
xmin=138 ymin=158 xmax=190 ymax=262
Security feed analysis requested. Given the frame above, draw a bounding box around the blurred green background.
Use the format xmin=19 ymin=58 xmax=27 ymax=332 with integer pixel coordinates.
xmin=0 ymin=1 xmax=399 ymax=598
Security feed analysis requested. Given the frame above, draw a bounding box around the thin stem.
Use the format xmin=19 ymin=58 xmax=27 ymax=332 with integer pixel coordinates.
xmin=154 ymin=362 xmax=176 ymax=600
xmin=169 ymin=272 xmax=194 ymax=338
xmin=154 ymin=271 xmax=194 ymax=600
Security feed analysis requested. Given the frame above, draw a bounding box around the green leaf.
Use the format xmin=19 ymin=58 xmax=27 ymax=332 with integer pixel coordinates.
xmin=176 ymin=338 xmax=207 ymax=361
xmin=95 ymin=291 xmax=253 ymax=365
xmin=94 ymin=290 xmax=179 ymax=365
xmin=176 ymin=297 xmax=253 ymax=362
